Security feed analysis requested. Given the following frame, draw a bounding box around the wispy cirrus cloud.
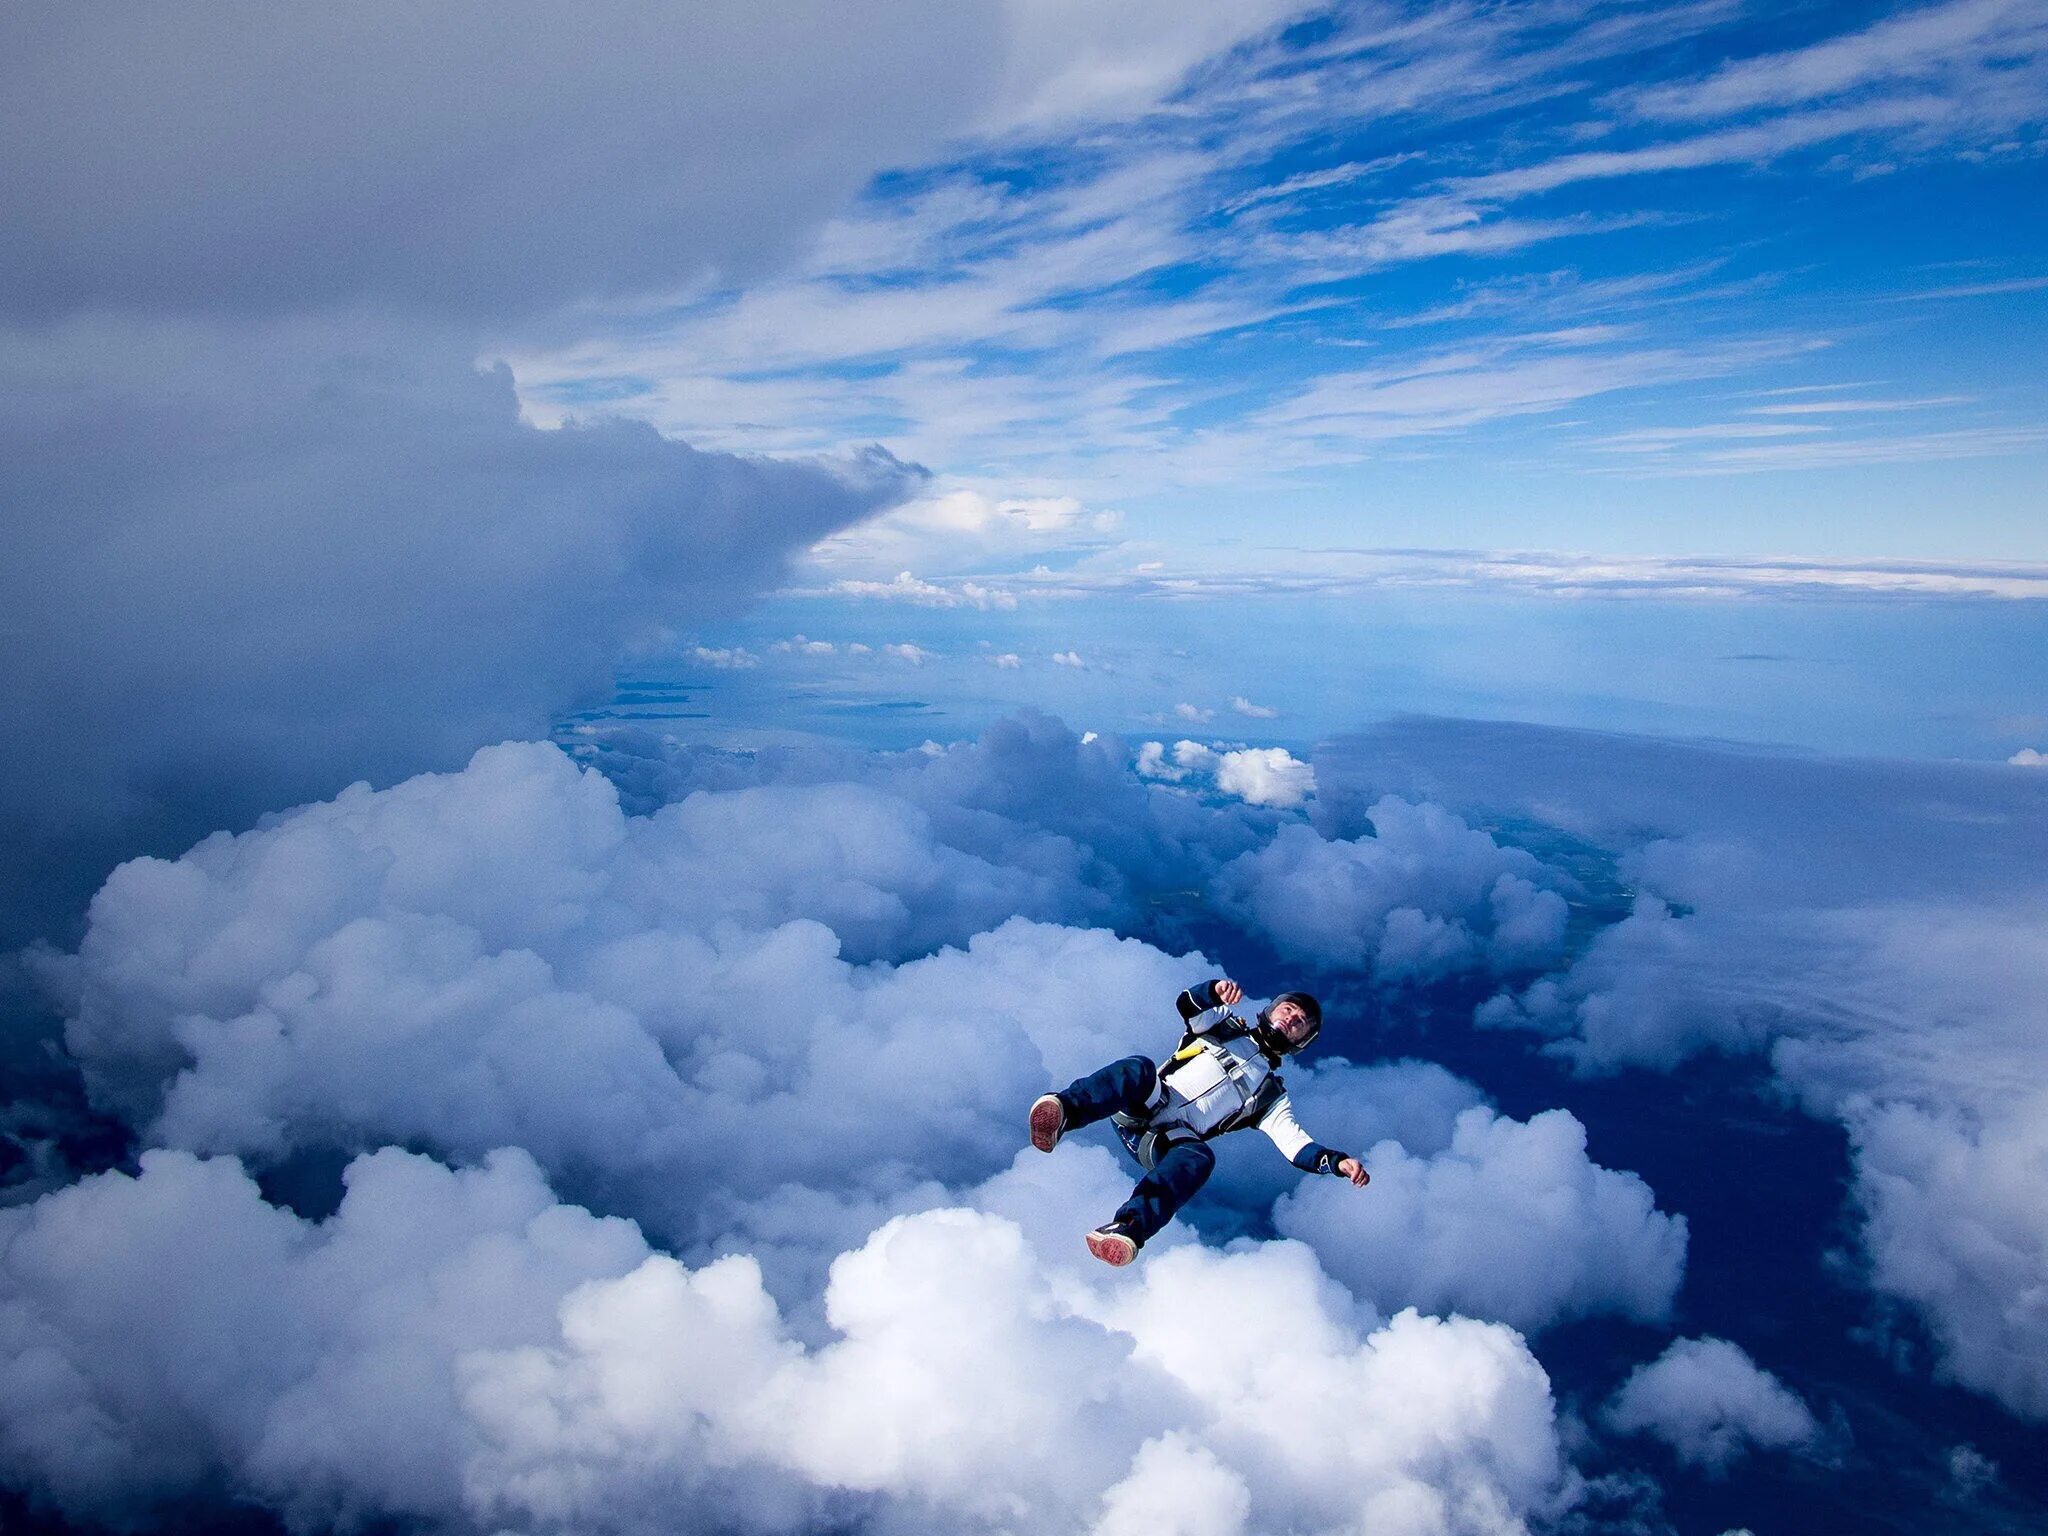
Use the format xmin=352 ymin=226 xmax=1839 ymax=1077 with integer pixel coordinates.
xmin=1618 ymin=0 xmax=2048 ymax=123
xmin=506 ymin=0 xmax=2048 ymax=565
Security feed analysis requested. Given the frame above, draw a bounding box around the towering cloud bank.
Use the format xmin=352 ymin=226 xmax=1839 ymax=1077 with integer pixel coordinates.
xmin=2 ymin=0 xmax=972 ymax=943
xmin=0 ymin=326 xmax=920 ymax=941
xmin=0 ymin=2 xmax=1318 ymax=944
xmin=0 ymin=0 xmax=1327 ymax=946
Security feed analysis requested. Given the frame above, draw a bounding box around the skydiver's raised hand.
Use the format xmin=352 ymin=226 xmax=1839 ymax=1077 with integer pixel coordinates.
xmin=1214 ymin=979 xmax=1243 ymax=1006
xmin=1337 ymin=1157 xmax=1370 ymax=1187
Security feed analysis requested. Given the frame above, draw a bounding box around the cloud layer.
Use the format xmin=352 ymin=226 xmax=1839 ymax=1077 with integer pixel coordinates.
xmin=4 ymin=716 xmax=1711 ymax=1530
xmin=0 ymin=1142 xmax=1570 ymax=1536
xmin=1321 ymin=717 xmax=2048 ymax=1421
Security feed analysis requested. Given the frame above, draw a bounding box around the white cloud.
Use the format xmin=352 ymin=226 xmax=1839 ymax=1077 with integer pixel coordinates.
xmin=884 ymin=642 xmax=934 ymax=665
xmin=6 ymin=714 xmax=1745 ymax=1529
xmin=688 ymin=644 xmax=760 ymax=669
xmin=1174 ymin=702 xmax=1214 ymax=722
xmin=0 ymin=1143 xmax=1576 ymax=1536
xmin=1130 ymin=741 xmax=1220 ymax=786
xmin=1277 ymin=1104 xmax=1686 ymax=1335
xmin=0 ymin=1144 xmax=649 ymax=1527
xmin=1231 ymin=695 xmax=1278 ymax=719
xmin=1326 ymin=716 xmax=2048 ymax=1420
xmin=771 ymin=634 xmax=839 ymax=655
xmin=1621 ymin=0 xmax=2048 ymax=124
xmin=983 ymin=0 xmax=1313 ymax=132
xmin=1091 ymin=1432 xmax=1250 ymax=1536
xmin=1603 ymin=1337 xmax=1820 ymax=1473
xmin=1132 ymin=740 xmax=1320 ymax=813
xmin=1214 ymin=747 xmax=1316 ymax=810
xmin=2010 ymin=747 xmax=2046 ymax=765
xmin=824 ymin=568 xmax=1026 ymax=611
xmin=810 ymin=488 xmax=1123 ymax=579
xmin=1216 ymin=800 xmax=1566 ymax=978
xmin=993 ymin=652 xmax=1023 ymax=668
xmin=31 ymin=719 xmax=1375 ymax=1251
xmin=1134 ymin=741 xmax=1186 ymax=781
xmin=1052 ymin=649 xmax=1088 ymax=667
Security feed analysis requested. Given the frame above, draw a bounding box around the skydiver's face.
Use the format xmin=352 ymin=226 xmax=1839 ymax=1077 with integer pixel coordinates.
xmin=1268 ymin=998 xmax=1313 ymax=1046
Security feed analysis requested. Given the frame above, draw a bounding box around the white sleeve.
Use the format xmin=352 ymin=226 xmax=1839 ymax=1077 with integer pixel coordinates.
xmin=1255 ymin=1092 xmax=1314 ymax=1164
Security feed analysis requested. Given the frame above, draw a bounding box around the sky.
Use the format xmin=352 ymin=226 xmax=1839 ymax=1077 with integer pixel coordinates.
xmin=3 ymin=5 xmax=2048 ymax=1536
xmin=504 ymin=0 xmax=2048 ymax=566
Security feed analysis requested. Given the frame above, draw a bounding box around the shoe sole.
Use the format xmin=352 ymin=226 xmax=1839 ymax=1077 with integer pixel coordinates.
xmin=1028 ymin=1095 xmax=1065 ymax=1153
xmin=1087 ymin=1230 xmax=1139 ymax=1267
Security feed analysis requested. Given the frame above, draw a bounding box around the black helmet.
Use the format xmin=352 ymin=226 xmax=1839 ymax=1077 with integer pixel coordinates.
xmin=1253 ymin=991 xmax=1323 ymax=1056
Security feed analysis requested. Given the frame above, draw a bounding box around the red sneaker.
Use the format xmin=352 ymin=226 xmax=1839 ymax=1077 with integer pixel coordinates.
xmin=1086 ymin=1223 xmax=1141 ymax=1266
xmin=1028 ymin=1094 xmax=1066 ymax=1152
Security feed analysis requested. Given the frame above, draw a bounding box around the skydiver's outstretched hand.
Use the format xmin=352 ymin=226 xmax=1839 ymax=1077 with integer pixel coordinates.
xmin=1215 ymin=979 xmax=1243 ymax=1006
xmin=1337 ymin=1157 xmax=1370 ymax=1187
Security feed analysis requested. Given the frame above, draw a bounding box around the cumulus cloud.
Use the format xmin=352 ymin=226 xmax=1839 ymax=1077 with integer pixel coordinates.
xmin=1276 ymin=1105 xmax=1686 ymax=1334
xmin=2010 ymin=747 xmax=2046 ymax=766
xmin=1214 ymin=747 xmax=1316 ymax=810
xmin=1231 ymin=695 xmax=1279 ymax=719
xmin=1174 ymin=703 xmax=1215 ymax=723
xmin=1847 ymin=1087 xmax=2048 ymax=1420
xmin=1129 ymin=740 xmax=1321 ymax=813
xmin=580 ymin=712 xmax=1290 ymax=918
xmin=1602 ymin=1337 xmax=1820 ymax=1474
xmin=2 ymin=6 xmax=1118 ymax=952
xmin=1135 ymin=739 xmax=1216 ymax=783
xmin=884 ymin=643 xmax=934 ymax=665
xmin=993 ymin=652 xmax=1023 ymax=668
xmin=32 ymin=745 xmax=1181 ymax=1218
xmin=1092 ymin=1432 xmax=1250 ymax=1536
xmin=772 ymin=635 xmax=841 ymax=656
xmin=689 ymin=645 xmax=762 ymax=669
xmin=1053 ymin=650 xmax=1089 ymax=667
xmin=1320 ymin=717 xmax=2048 ymax=1420
xmin=1215 ymin=799 xmax=1567 ymax=979
xmin=0 ymin=1143 xmax=1573 ymax=1535
xmin=7 ymin=714 xmax=1721 ymax=1529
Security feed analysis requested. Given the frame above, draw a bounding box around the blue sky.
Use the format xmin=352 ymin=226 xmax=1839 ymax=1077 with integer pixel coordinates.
xmin=512 ymin=0 xmax=2048 ymax=571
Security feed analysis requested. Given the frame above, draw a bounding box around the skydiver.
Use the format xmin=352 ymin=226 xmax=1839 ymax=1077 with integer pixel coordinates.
xmin=1028 ymin=978 xmax=1369 ymax=1265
